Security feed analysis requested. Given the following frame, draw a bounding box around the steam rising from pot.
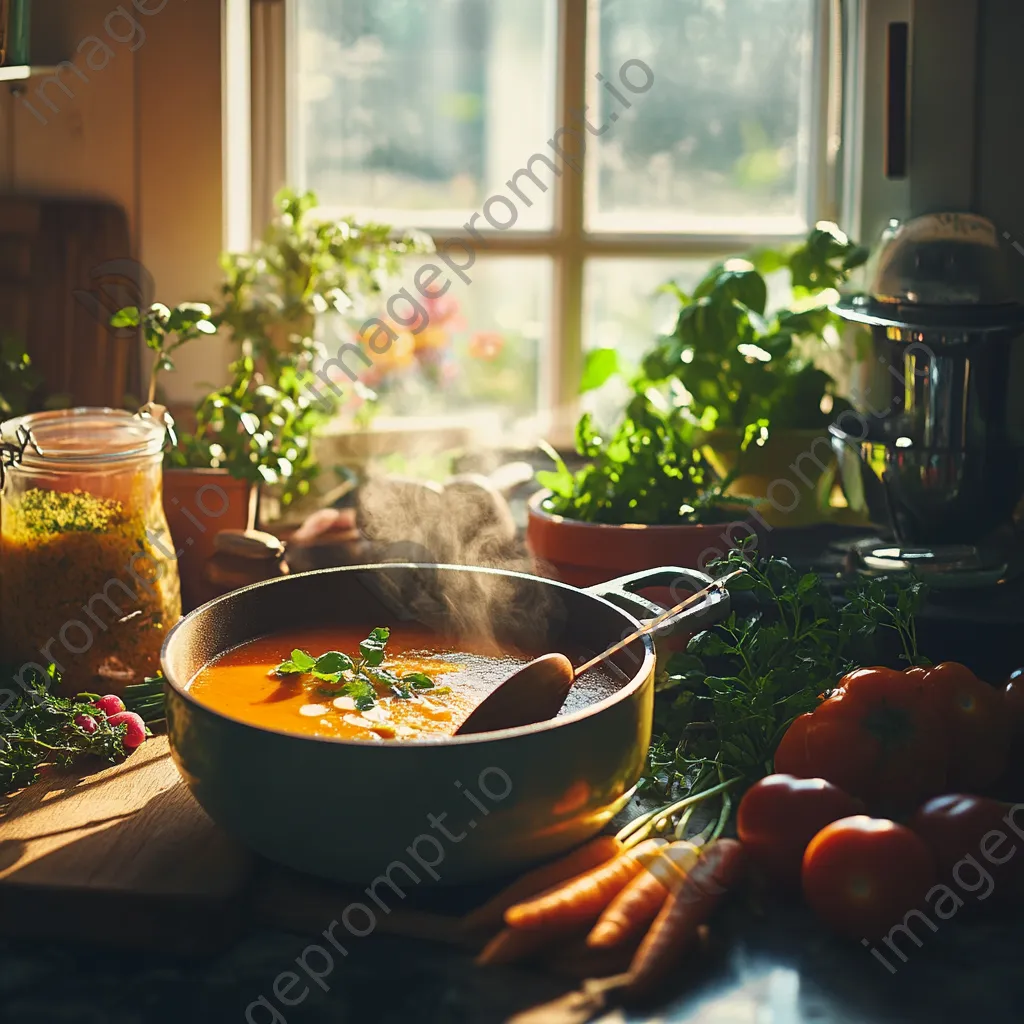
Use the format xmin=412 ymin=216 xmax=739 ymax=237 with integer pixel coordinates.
xmin=357 ymin=473 xmax=562 ymax=648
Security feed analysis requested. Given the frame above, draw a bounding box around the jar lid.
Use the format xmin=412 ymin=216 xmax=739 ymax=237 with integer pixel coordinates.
xmin=0 ymin=407 xmax=167 ymax=468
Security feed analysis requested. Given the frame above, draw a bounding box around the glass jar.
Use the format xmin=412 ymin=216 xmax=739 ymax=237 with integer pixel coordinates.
xmin=0 ymin=408 xmax=181 ymax=692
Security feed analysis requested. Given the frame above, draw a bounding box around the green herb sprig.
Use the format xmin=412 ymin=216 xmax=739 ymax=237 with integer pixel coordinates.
xmin=622 ymin=547 xmax=926 ymax=847
xmin=273 ymin=627 xmax=436 ymax=710
xmin=0 ymin=666 xmax=144 ymax=794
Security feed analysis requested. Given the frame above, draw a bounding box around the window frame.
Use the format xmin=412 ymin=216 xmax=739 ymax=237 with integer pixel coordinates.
xmin=252 ymin=0 xmax=841 ymax=444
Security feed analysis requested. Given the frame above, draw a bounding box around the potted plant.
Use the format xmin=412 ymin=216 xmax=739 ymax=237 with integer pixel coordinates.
xmin=109 ymin=301 xmax=254 ymax=608
xmin=116 ymin=189 xmax=429 ymax=607
xmin=642 ymin=223 xmax=868 ymax=526
xmin=177 ymin=188 xmax=429 ymax=512
xmin=528 ymin=380 xmax=755 ymax=587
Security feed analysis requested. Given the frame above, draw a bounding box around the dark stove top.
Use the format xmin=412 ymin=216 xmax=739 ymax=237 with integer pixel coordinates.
xmin=762 ymin=524 xmax=1024 ymax=680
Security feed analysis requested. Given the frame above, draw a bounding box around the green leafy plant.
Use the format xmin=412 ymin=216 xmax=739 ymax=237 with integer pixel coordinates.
xmin=273 ymin=626 xmax=437 ymax=710
xmin=539 ymin=383 xmax=758 ymax=525
xmin=120 ymin=188 xmax=431 ymax=505
xmin=642 ymin=222 xmax=869 ymax=432
xmin=217 ymin=188 xmax=431 ymax=383
xmin=165 ymin=353 xmax=329 ymax=498
xmin=110 ymin=303 xmax=218 ymax=405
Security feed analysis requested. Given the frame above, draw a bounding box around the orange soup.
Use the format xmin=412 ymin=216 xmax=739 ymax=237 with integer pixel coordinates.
xmin=187 ymin=626 xmax=623 ymax=742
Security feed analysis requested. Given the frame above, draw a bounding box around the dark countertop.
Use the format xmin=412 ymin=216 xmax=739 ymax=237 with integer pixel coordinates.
xmin=2 ymin=899 xmax=1022 ymax=1023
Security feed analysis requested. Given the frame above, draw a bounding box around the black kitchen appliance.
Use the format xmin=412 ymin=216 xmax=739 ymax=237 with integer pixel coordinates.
xmin=830 ymin=212 xmax=1024 ymax=586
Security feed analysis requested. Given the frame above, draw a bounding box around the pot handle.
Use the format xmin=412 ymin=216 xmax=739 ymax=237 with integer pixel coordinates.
xmin=585 ymin=566 xmax=731 ymax=633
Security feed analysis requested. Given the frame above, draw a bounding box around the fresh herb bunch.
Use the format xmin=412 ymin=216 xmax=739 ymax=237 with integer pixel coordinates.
xmin=0 ymin=667 xmax=163 ymax=794
xmin=641 ymin=223 xmax=869 ymax=431
xmin=645 ymin=548 xmax=927 ymax=802
xmin=274 ymin=627 xmax=436 ymax=710
xmin=538 ymin=385 xmax=757 ymax=525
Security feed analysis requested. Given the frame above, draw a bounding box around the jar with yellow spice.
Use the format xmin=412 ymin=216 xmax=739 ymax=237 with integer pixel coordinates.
xmin=0 ymin=408 xmax=181 ymax=693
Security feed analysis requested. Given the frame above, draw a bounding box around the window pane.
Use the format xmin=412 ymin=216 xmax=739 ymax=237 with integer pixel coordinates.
xmin=292 ymin=0 xmax=557 ymax=229
xmin=586 ymin=0 xmax=819 ymax=234
xmin=322 ymin=258 xmax=551 ymax=435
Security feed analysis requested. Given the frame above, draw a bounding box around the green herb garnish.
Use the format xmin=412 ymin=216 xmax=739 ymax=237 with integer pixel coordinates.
xmin=343 ymin=679 xmax=377 ymax=712
xmin=358 ymin=627 xmax=390 ymax=667
xmin=0 ymin=665 xmax=148 ymax=794
xmin=272 ymin=627 xmax=433 ymax=710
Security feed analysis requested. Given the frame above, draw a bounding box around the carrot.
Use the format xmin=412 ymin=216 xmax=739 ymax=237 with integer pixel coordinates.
xmin=462 ymin=836 xmax=622 ymax=936
xmin=624 ymin=838 xmax=746 ymax=998
xmin=586 ymin=840 xmax=702 ymax=948
xmin=505 ymin=838 xmax=664 ymax=932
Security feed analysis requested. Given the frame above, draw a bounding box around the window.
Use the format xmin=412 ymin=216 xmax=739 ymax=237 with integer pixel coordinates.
xmin=266 ymin=0 xmax=831 ymax=441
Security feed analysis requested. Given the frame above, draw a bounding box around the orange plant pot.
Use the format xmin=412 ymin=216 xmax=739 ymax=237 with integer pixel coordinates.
xmin=526 ymin=491 xmax=751 ymax=589
xmin=162 ymin=469 xmax=255 ymax=612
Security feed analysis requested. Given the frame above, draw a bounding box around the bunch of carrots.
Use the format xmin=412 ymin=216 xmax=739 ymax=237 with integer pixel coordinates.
xmin=460 ymin=828 xmax=746 ymax=1017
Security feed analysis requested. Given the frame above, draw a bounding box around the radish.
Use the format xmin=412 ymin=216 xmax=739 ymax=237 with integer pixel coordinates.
xmin=74 ymin=714 xmax=98 ymax=734
xmin=106 ymin=711 xmax=147 ymax=750
xmin=93 ymin=694 xmax=126 ymax=717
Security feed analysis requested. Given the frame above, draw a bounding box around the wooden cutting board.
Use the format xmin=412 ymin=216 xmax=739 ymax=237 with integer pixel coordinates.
xmin=0 ymin=736 xmax=469 ymax=953
xmin=0 ymin=736 xmax=251 ymax=952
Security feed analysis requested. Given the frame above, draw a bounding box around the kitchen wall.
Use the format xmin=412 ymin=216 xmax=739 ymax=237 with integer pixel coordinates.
xmin=974 ymin=0 xmax=1024 ymax=295
xmin=0 ymin=0 xmax=228 ymax=401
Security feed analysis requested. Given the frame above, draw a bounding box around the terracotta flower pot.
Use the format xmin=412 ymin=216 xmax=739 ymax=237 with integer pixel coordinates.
xmin=701 ymin=427 xmax=838 ymax=528
xmin=526 ymin=491 xmax=750 ymax=589
xmin=162 ymin=468 xmax=256 ymax=611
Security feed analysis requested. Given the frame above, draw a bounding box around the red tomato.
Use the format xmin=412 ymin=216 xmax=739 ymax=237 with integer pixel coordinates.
xmin=802 ymin=815 xmax=937 ymax=939
xmin=737 ymin=774 xmax=864 ymax=888
xmin=923 ymin=663 xmax=1010 ymax=791
xmin=909 ymin=794 xmax=1024 ymax=903
xmin=776 ymin=667 xmax=946 ymax=810
xmin=774 ymin=713 xmax=813 ymax=777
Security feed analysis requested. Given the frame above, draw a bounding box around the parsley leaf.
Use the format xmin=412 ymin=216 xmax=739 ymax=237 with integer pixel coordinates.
xmin=291 ymin=649 xmax=316 ymax=671
xmin=344 ymin=678 xmax=377 ymax=712
xmin=402 ymin=672 xmax=435 ymax=690
xmin=359 ymin=628 xmax=389 ymax=667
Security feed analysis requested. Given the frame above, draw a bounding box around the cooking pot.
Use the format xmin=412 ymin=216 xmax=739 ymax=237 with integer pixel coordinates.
xmin=161 ymin=563 xmax=729 ymax=885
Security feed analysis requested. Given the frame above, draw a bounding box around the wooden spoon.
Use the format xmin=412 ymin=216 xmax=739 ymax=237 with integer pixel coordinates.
xmin=455 ymin=569 xmax=745 ymax=736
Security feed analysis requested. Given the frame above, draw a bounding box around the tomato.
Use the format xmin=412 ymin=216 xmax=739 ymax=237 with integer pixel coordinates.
xmin=922 ymin=663 xmax=1010 ymax=791
xmin=802 ymin=815 xmax=937 ymax=939
xmin=776 ymin=667 xmax=946 ymax=810
xmin=921 ymin=659 xmax=1007 ymax=786
xmin=909 ymin=794 xmax=1024 ymax=903
xmin=773 ymin=713 xmax=813 ymax=777
xmin=737 ymin=774 xmax=864 ymax=888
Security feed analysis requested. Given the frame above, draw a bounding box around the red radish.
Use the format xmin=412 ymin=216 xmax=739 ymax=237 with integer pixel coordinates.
xmin=74 ymin=714 xmax=98 ymax=734
xmin=107 ymin=711 xmax=147 ymax=750
xmin=93 ymin=694 xmax=126 ymax=717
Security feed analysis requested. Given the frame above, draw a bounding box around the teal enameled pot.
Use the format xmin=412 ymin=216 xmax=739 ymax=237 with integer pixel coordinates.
xmin=161 ymin=563 xmax=729 ymax=884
